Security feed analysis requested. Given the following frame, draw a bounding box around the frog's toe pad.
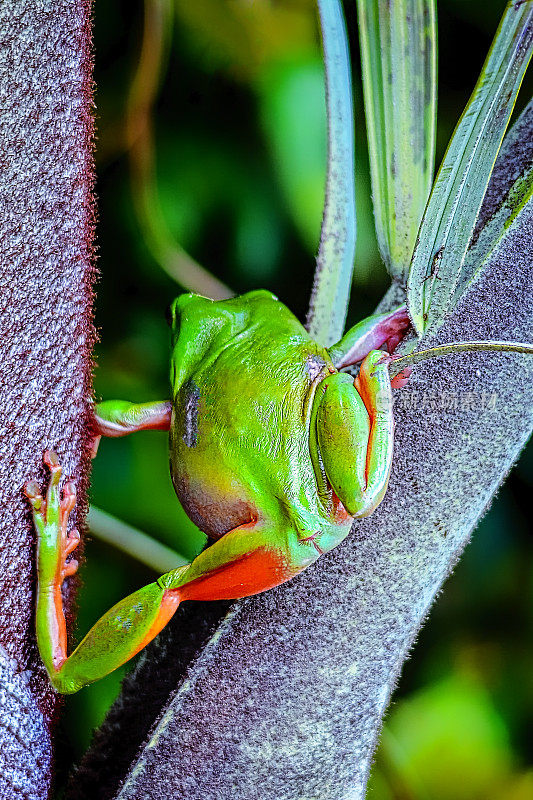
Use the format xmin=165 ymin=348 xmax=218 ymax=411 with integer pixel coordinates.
xmin=61 ymin=480 xmax=77 ymax=515
xmin=24 ymin=480 xmax=42 ymax=502
xmin=62 ymin=555 xmax=79 ymax=579
xmin=43 ymin=449 xmax=60 ymax=469
xmin=391 ymin=366 xmax=412 ymax=389
xmin=43 ymin=449 xmax=62 ymax=484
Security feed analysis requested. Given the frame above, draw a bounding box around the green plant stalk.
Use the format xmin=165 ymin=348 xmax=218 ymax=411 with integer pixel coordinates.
xmin=454 ymin=99 xmax=533 ymax=306
xmin=408 ymin=1 xmax=533 ymax=336
xmin=88 ymin=506 xmax=188 ymax=573
xmin=306 ymin=0 xmax=356 ymax=347
xmin=357 ymin=0 xmax=436 ymax=282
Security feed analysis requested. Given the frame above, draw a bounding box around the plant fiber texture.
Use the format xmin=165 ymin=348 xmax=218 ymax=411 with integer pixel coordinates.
xmin=0 ymin=2 xmax=95 ymax=798
xmin=70 ymin=107 xmax=533 ymax=799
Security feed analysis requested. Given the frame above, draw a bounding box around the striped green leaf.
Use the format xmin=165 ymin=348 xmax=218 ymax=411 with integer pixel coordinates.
xmin=306 ymin=0 xmax=356 ymax=347
xmin=357 ymin=0 xmax=437 ymax=282
xmin=453 ymin=99 xmax=533 ymax=306
xmin=407 ymin=1 xmax=533 ymax=337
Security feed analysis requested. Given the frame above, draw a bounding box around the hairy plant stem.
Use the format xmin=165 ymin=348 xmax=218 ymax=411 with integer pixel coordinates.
xmin=0 ymin=2 xmax=95 ymax=798
xmin=389 ymin=340 xmax=533 ymax=376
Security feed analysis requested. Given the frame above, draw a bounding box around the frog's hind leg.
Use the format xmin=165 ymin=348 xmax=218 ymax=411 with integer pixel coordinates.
xmin=327 ymin=306 xmax=410 ymax=368
xmin=25 ymin=450 xmax=183 ymax=694
xmin=26 ymin=457 xmax=300 ymax=693
xmin=60 ymin=521 xmax=295 ymax=692
xmin=45 ymin=518 xmax=296 ymax=693
xmin=317 ymin=350 xmax=394 ymax=519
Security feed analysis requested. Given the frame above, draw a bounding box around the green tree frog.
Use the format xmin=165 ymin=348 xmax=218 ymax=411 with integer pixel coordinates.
xmin=25 ymin=291 xmax=410 ymax=693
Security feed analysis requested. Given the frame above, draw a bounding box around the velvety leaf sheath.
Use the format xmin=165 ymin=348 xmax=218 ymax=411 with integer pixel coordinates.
xmin=68 ymin=98 xmax=532 ymax=800
xmin=454 ymin=99 xmax=533 ymax=306
xmin=0 ymin=2 xmax=95 ymax=798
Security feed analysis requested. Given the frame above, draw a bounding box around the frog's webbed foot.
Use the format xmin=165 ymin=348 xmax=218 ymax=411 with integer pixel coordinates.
xmin=25 ymin=450 xmax=81 ymax=585
xmin=25 ymin=451 xmax=81 ymax=675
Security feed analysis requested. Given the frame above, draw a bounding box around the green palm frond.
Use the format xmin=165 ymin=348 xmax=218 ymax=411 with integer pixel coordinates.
xmin=407 ymin=1 xmax=532 ymax=337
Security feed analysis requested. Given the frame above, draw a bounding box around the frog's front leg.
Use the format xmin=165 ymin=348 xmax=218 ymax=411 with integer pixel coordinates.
xmin=26 ymin=453 xmax=304 ymax=693
xmin=93 ymin=399 xmax=172 ymax=437
xmin=327 ymin=305 xmax=410 ymax=369
xmin=314 ymin=350 xmax=394 ymax=518
xmin=90 ymin=399 xmax=172 ymax=456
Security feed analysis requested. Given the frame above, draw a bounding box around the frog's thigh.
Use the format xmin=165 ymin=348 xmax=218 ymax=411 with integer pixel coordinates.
xmin=160 ymin=521 xmax=304 ymax=602
xmin=316 ymin=372 xmax=371 ymax=515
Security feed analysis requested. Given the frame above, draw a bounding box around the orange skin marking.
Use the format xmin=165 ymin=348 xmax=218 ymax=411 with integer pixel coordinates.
xmin=331 ymin=490 xmax=352 ymax=525
xmin=50 ymin=586 xmax=68 ymax=669
xmin=129 ymin=545 xmax=292 ymax=660
xmin=178 ymin=546 xmax=292 ymax=603
xmin=131 ymin=591 xmax=182 ymax=659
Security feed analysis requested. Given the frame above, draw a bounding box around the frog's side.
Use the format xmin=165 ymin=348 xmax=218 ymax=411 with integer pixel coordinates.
xmin=25 ymin=291 xmax=410 ymax=692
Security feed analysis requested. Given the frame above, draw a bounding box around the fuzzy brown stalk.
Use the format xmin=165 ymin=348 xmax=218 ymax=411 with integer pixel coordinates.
xmin=0 ymin=2 xmax=95 ymax=798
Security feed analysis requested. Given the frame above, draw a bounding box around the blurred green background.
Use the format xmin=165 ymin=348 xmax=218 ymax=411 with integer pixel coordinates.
xmin=61 ymin=1 xmax=533 ymax=797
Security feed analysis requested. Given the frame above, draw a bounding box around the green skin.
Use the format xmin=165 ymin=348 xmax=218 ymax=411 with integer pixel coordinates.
xmin=25 ymin=291 xmax=410 ymax=693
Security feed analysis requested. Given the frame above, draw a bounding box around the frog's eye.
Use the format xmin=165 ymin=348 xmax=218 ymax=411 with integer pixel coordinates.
xmin=165 ymin=303 xmax=173 ymax=327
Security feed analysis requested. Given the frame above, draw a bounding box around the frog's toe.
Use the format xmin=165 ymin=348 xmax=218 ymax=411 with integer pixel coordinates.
xmin=390 ymin=366 xmax=412 ymax=388
xmin=60 ymin=480 xmax=77 ymax=515
xmin=43 ymin=449 xmax=62 ymax=483
xmin=24 ymin=480 xmax=44 ymax=515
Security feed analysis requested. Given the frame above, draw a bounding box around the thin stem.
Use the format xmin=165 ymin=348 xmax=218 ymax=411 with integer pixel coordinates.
xmin=390 ymin=340 xmax=533 ymax=376
xmin=127 ymin=0 xmax=232 ymax=300
xmin=87 ymin=506 xmax=189 ymax=573
xmin=306 ymin=0 xmax=356 ymax=347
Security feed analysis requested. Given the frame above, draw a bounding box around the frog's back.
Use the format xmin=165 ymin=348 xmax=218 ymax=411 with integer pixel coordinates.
xmin=169 ymin=291 xmax=332 ymax=537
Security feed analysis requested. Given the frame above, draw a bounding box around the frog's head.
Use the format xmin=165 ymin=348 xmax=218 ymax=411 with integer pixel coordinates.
xmin=166 ymin=290 xmax=279 ymax=393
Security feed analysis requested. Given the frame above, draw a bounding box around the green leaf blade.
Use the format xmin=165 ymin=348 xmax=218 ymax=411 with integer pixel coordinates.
xmin=357 ymin=0 xmax=437 ymax=281
xmin=408 ymin=1 xmax=533 ymax=337
xmin=454 ymin=98 xmax=533 ymax=305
